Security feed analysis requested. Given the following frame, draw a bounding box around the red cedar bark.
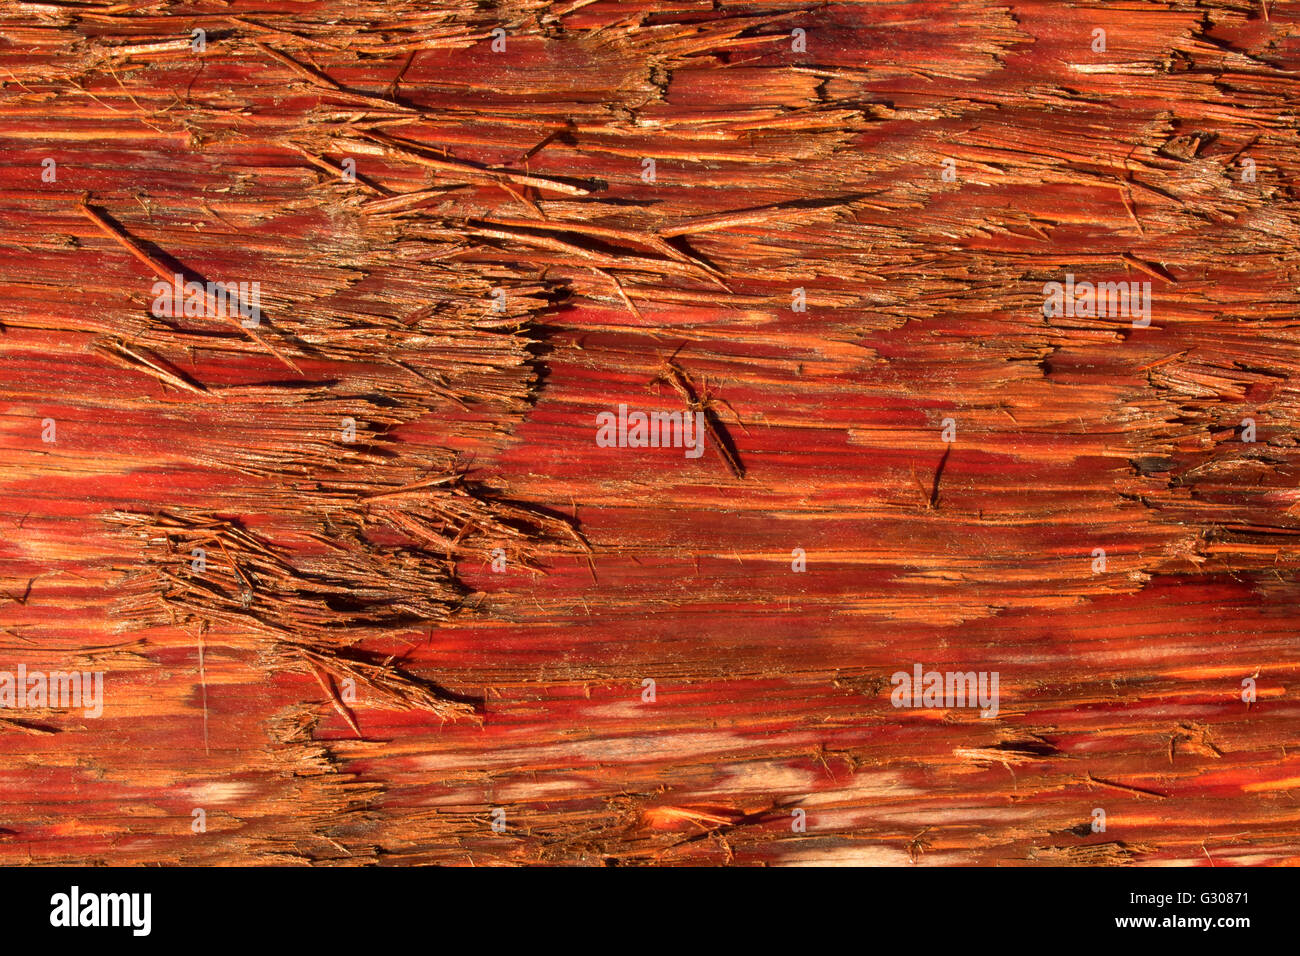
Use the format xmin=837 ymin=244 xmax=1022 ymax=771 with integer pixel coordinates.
xmin=0 ymin=0 xmax=1298 ymax=865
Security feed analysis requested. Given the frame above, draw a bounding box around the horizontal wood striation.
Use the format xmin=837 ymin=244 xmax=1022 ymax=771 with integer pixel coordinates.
xmin=0 ymin=0 xmax=1298 ymax=865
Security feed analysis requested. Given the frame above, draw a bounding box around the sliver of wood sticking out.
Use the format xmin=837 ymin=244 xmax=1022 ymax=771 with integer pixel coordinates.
xmin=639 ymin=802 xmax=789 ymax=863
xmin=651 ymin=354 xmax=747 ymax=478
xmin=913 ymin=444 xmax=952 ymax=511
xmin=954 ymin=736 xmax=1059 ymax=769
xmin=106 ymin=491 xmax=587 ymax=728
xmin=1085 ymin=772 xmax=1169 ymax=801
xmin=907 ymin=827 xmax=933 ymax=863
xmin=75 ymin=198 xmax=302 ymax=374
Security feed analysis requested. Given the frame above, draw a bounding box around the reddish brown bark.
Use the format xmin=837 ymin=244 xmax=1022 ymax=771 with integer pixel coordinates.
xmin=1 ymin=0 xmax=1298 ymax=865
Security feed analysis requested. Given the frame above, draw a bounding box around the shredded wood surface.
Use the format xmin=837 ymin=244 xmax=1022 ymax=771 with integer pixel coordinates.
xmin=1 ymin=0 xmax=1298 ymax=865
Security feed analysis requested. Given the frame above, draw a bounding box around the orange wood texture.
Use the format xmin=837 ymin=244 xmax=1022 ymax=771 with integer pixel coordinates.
xmin=1 ymin=0 xmax=1298 ymax=865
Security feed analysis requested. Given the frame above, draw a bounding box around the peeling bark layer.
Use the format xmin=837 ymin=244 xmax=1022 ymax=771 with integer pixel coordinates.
xmin=1 ymin=1 xmax=1298 ymax=866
